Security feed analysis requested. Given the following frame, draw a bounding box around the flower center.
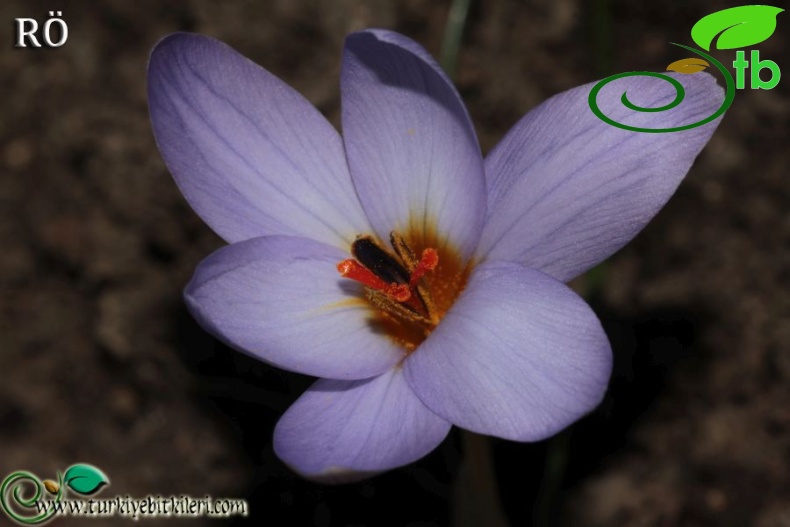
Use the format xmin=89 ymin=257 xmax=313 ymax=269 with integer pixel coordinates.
xmin=337 ymin=229 xmax=470 ymax=353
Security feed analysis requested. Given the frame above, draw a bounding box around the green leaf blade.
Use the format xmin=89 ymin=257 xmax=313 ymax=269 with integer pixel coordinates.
xmin=691 ymin=5 xmax=784 ymax=51
xmin=63 ymin=464 xmax=109 ymax=495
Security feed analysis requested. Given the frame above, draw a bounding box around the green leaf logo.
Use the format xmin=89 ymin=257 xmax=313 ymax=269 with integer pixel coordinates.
xmin=691 ymin=5 xmax=784 ymax=51
xmin=63 ymin=464 xmax=109 ymax=495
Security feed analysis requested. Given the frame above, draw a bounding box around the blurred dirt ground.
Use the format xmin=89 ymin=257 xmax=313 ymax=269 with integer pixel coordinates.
xmin=1 ymin=1 xmax=788 ymax=526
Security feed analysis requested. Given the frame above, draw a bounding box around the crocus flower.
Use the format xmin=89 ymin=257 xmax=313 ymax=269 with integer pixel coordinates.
xmin=148 ymin=29 xmax=723 ymax=480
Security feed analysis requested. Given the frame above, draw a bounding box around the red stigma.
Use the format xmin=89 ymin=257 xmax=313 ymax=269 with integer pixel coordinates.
xmin=409 ymin=248 xmax=439 ymax=288
xmin=337 ymin=259 xmax=412 ymax=302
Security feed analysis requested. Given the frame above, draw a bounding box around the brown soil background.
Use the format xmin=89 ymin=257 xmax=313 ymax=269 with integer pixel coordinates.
xmin=1 ymin=1 xmax=788 ymax=526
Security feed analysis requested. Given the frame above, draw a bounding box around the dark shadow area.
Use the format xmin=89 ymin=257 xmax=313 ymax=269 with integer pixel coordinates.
xmin=491 ymin=297 xmax=710 ymax=526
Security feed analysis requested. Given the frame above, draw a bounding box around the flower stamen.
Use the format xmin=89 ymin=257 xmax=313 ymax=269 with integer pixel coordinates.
xmin=365 ymin=289 xmax=433 ymax=328
xmin=338 ymin=235 xmax=440 ymax=318
xmin=337 ymin=230 xmax=466 ymax=352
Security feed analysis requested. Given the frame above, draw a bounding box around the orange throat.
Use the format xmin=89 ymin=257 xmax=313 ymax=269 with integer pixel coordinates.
xmin=337 ymin=228 xmax=470 ymax=353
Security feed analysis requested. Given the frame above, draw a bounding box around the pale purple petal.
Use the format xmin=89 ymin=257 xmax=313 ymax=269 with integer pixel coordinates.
xmin=148 ymin=33 xmax=371 ymax=247
xmin=185 ymin=236 xmax=403 ymax=380
xmin=404 ymin=261 xmax=612 ymax=441
xmin=341 ymin=29 xmax=486 ymax=261
xmin=476 ymin=72 xmax=724 ymax=282
xmin=274 ymin=367 xmax=451 ymax=481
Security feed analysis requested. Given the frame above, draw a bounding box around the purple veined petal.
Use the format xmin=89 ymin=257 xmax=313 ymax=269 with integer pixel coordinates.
xmin=341 ymin=29 xmax=486 ymax=261
xmin=185 ymin=235 xmax=404 ymax=380
xmin=148 ymin=33 xmax=372 ymax=248
xmin=404 ymin=261 xmax=612 ymax=441
xmin=274 ymin=366 xmax=451 ymax=482
xmin=476 ymin=72 xmax=724 ymax=282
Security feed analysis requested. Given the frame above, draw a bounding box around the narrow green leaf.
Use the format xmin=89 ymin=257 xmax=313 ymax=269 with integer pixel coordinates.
xmin=63 ymin=464 xmax=109 ymax=495
xmin=691 ymin=5 xmax=784 ymax=51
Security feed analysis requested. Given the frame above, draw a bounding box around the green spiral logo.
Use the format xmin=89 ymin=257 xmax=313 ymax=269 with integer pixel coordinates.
xmin=0 ymin=471 xmax=63 ymax=525
xmin=588 ymin=43 xmax=735 ymax=133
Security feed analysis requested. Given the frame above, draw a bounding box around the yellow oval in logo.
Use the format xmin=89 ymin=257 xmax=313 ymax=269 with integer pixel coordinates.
xmin=666 ymin=57 xmax=710 ymax=74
